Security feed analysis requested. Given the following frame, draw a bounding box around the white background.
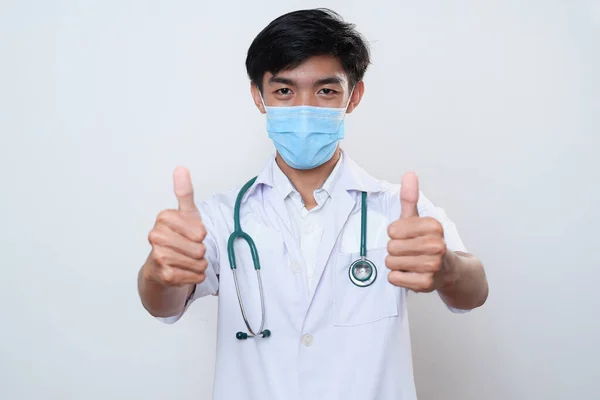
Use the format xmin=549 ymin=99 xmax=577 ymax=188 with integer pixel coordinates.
xmin=1 ymin=1 xmax=599 ymax=399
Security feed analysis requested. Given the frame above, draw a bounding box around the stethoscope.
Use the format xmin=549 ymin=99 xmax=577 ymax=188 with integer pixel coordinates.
xmin=228 ymin=177 xmax=376 ymax=340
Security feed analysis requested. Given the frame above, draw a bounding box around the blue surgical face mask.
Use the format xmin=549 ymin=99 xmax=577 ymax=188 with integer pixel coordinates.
xmin=261 ymin=92 xmax=353 ymax=170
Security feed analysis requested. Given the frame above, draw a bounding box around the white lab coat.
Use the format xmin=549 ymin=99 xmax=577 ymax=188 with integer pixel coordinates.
xmin=160 ymin=151 xmax=467 ymax=400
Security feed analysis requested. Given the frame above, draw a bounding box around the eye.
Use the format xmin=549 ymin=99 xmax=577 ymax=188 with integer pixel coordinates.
xmin=319 ymin=88 xmax=338 ymax=95
xmin=276 ymin=88 xmax=292 ymax=95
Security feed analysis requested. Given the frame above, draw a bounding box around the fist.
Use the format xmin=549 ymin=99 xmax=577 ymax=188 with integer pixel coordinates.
xmin=144 ymin=167 xmax=208 ymax=286
xmin=385 ymin=172 xmax=448 ymax=292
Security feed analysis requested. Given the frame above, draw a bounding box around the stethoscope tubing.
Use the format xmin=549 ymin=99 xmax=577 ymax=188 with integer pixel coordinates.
xmin=229 ymin=177 xmax=376 ymax=340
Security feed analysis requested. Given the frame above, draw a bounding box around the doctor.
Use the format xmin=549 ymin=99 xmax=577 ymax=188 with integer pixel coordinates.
xmin=138 ymin=8 xmax=488 ymax=400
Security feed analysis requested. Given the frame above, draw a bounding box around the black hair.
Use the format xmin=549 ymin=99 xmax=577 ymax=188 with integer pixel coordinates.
xmin=245 ymin=8 xmax=371 ymax=92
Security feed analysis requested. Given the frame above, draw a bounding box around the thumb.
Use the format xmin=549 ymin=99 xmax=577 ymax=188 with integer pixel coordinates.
xmin=400 ymin=172 xmax=419 ymax=219
xmin=173 ymin=166 xmax=199 ymax=216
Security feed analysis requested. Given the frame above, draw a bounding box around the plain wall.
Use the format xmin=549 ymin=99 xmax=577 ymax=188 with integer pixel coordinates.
xmin=1 ymin=1 xmax=599 ymax=399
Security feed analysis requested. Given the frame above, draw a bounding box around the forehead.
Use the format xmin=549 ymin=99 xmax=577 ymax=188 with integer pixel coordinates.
xmin=264 ymin=55 xmax=348 ymax=85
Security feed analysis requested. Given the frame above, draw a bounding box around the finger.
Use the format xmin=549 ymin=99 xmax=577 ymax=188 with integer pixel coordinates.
xmin=388 ymin=271 xmax=435 ymax=292
xmin=156 ymin=210 xmax=207 ymax=242
xmin=387 ymin=235 xmax=447 ymax=256
xmin=400 ymin=172 xmax=419 ymax=219
xmin=152 ymin=247 xmax=209 ymax=274
xmin=149 ymin=225 xmax=207 ymax=259
xmin=388 ymin=217 xmax=443 ymax=240
xmin=158 ymin=265 xmax=206 ymax=286
xmin=385 ymin=254 xmax=442 ymax=273
xmin=173 ymin=166 xmax=199 ymax=216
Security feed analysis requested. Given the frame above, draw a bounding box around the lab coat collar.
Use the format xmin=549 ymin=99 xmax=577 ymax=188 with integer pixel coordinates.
xmin=243 ymin=149 xmax=383 ymax=202
xmin=335 ymin=150 xmax=384 ymax=194
xmin=271 ymin=152 xmax=345 ymax=202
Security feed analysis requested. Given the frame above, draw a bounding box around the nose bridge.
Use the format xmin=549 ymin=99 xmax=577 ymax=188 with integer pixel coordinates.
xmin=294 ymin=87 xmax=319 ymax=107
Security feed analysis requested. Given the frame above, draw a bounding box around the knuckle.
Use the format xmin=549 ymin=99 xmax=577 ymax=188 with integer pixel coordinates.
xmin=194 ymin=272 xmax=206 ymax=284
xmin=198 ymin=259 xmax=209 ymax=272
xmin=425 ymin=217 xmax=443 ymax=234
xmin=387 ymin=240 xmax=396 ymax=255
xmin=196 ymin=243 xmax=207 ymax=259
xmin=387 ymin=222 xmax=397 ymax=238
xmin=421 ymin=275 xmax=434 ymax=291
xmin=187 ymin=221 xmax=207 ymax=242
xmin=436 ymin=239 xmax=447 ymax=255
xmin=148 ymin=229 xmax=164 ymax=246
xmin=152 ymin=249 xmax=168 ymax=266
xmin=198 ymin=224 xmax=207 ymax=241
xmin=160 ymin=267 xmax=175 ymax=285
xmin=156 ymin=209 xmax=175 ymax=224
xmin=425 ymin=258 xmax=441 ymax=272
xmin=387 ymin=271 xmax=398 ymax=285
xmin=426 ymin=237 xmax=445 ymax=254
xmin=147 ymin=230 xmax=155 ymax=244
xmin=385 ymin=255 xmax=394 ymax=269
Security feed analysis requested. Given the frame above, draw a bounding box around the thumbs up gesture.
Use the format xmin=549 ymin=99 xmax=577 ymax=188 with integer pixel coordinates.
xmin=144 ymin=167 xmax=208 ymax=286
xmin=385 ymin=172 xmax=450 ymax=292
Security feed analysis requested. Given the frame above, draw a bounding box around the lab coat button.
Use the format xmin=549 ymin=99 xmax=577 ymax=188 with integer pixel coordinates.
xmin=302 ymin=333 xmax=314 ymax=347
xmin=304 ymin=223 xmax=315 ymax=234
xmin=290 ymin=261 xmax=301 ymax=273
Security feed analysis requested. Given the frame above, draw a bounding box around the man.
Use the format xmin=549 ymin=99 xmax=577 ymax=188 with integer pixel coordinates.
xmin=138 ymin=8 xmax=488 ymax=400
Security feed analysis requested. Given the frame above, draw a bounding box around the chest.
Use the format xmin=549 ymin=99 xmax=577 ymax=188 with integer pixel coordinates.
xmin=218 ymin=194 xmax=400 ymax=331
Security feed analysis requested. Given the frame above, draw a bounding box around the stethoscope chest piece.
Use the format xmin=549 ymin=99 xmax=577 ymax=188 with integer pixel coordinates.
xmin=230 ymin=177 xmax=377 ymax=341
xmin=349 ymin=258 xmax=377 ymax=287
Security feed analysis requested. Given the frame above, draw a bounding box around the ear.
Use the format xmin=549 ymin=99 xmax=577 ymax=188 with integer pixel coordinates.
xmin=250 ymin=83 xmax=266 ymax=114
xmin=345 ymin=81 xmax=365 ymax=114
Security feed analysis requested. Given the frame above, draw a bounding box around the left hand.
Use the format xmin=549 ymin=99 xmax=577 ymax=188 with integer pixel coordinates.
xmin=385 ymin=172 xmax=452 ymax=292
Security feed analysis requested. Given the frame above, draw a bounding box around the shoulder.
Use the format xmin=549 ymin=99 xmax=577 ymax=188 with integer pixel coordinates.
xmin=376 ymin=178 xmax=467 ymax=251
xmin=196 ymin=184 xmax=243 ymax=224
xmin=197 ymin=180 xmax=271 ymax=224
xmin=360 ymin=176 xmax=451 ymax=230
xmin=198 ymin=157 xmax=275 ymax=221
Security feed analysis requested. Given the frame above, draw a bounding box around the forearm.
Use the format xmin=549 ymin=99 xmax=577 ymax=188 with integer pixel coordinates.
xmin=137 ymin=255 xmax=195 ymax=318
xmin=438 ymin=251 xmax=488 ymax=310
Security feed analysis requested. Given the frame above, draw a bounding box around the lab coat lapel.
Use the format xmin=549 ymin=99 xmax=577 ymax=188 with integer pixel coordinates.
xmin=266 ymin=189 xmax=300 ymax=257
xmin=251 ymin=154 xmax=300 ymax=255
xmin=307 ymin=151 xmax=384 ymax=296
xmin=310 ymin=188 xmax=356 ymax=293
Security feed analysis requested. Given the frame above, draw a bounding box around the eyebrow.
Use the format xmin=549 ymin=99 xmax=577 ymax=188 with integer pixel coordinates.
xmin=267 ymin=76 xmax=344 ymax=87
xmin=268 ymin=76 xmax=295 ymax=86
xmin=314 ymin=77 xmax=344 ymax=86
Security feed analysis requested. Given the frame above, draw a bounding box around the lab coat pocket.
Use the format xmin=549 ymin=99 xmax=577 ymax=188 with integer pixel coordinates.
xmin=333 ymin=247 xmax=399 ymax=327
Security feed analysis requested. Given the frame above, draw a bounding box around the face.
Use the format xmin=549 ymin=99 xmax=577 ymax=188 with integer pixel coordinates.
xmin=251 ymin=55 xmax=365 ymax=113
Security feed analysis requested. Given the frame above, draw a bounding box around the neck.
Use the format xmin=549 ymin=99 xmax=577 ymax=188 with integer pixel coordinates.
xmin=276 ymin=148 xmax=341 ymax=210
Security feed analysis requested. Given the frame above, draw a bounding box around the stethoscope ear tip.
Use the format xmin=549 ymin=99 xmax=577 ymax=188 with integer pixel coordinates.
xmin=261 ymin=329 xmax=271 ymax=338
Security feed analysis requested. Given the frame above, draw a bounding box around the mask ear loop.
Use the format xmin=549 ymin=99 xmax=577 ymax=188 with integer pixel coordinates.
xmin=258 ymin=88 xmax=267 ymax=111
xmin=345 ymin=86 xmax=356 ymax=112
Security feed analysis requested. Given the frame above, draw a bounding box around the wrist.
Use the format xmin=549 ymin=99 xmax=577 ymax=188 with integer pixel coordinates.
xmin=439 ymin=251 xmax=461 ymax=291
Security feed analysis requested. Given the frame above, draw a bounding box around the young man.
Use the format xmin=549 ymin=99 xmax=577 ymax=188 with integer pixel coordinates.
xmin=138 ymin=8 xmax=488 ymax=400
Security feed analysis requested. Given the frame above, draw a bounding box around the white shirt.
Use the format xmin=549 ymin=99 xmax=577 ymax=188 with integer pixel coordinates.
xmin=272 ymin=153 xmax=344 ymax=295
xmin=159 ymin=150 xmax=467 ymax=400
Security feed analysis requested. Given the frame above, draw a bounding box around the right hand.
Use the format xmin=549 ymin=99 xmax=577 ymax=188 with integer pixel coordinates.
xmin=144 ymin=167 xmax=208 ymax=286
